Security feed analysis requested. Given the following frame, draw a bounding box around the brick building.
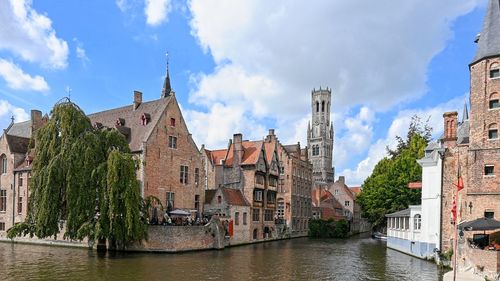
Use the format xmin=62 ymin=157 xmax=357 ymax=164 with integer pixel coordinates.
xmin=440 ymin=0 xmax=500 ymax=251
xmin=203 ymin=133 xmax=280 ymax=240
xmin=268 ymin=130 xmax=313 ymax=236
xmin=0 ymin=65 xmax=205 ymax=238
xmin=0 ymin=111 xmax=46 ymax=237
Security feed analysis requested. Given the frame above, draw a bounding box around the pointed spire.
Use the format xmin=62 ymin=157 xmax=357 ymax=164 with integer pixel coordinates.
xmin=161 ymin=53 xmax=172 ymax=98
xmin=472 ymin=0 xmax=500 ymax=64
xmin=462 ymin=101 xmax=469 ymax=123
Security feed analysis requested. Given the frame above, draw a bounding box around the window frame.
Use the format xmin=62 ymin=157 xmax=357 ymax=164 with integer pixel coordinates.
xmin=484 ymin=165 xmax=495 ymax=176
xmin=170 ymin=118 xmax=176 ymax=127
xmin=180 ymin=165 xmax=189 ymax=184
xmin=252 ymin=208 xmax=260 ymax=222
xmin=1 ymin=154 xmax=7 ymax=174
xmin=234 ymin=212 xmax=240 ymax=225
xmin=168 ymin=136 xmax=177 ymax=149
xmin=0 ymin=189 xmax=7 ymax=212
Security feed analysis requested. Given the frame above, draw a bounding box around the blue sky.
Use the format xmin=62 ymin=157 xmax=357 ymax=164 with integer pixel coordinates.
xmin=0 ymin=0 xmax=489 ymax=185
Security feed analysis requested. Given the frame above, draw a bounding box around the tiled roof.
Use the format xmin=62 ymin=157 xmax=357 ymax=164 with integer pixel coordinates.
xmin=349 ymin=186 xmax=361 ymax=196
xmin=386 ymin=208 xmax=411 ymax=218
xmin=6 ymin=120 xmax=31 ymax=138
xmin=5 ymin=134 xmax=30 ymax=154
xmin=224 ymin=141 xmax=263 ymax=166
xmin=264 ymin=142 xmax=275 ymax=164
xmin=88 ymin=97 xmax=171 ymax=152
xmin=283 ymin=144 xmax=299 ymax=154
xmin=205 ymin=149 xmax=228 ymax=166
xmin=222 ymin=188 xmax=250 ymax=206
xmin=408 ymin=182 xmax=422 ymax=189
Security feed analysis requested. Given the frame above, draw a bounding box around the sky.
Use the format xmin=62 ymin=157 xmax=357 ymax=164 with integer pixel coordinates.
xmin=0 ymin=0 xmax=490 ymax=186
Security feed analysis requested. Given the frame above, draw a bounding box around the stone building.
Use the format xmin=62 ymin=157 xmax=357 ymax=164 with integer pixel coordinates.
xmin=311 ymin=188 xmax=346 ymax=221
xmin=440 ymin=0 xmax=500 ymax=252
xmin=268 ymin=130 xmax=313 ymax=236
xmin=0 ymin=111 xmax=46 ymax=236
xmin=203 ymin=133 xmax=280 ymax=240
xmin=0 ymin=64 xmax=205 ymax=239
xmin=307 ymin=87 xmax=335 ymax=183
xmin=327 ymin=176 xmax=355 ymax=220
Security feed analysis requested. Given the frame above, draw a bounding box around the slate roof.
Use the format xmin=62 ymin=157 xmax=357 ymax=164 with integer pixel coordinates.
xmin=457 ymin=120 xmax=470 ymax=145
xmin=385 ymin=208 xmax=411 ymax=218
xmin=472 ymin=0 xmax=500 ymax=64
xmin=6 ymin=120 xmax=31 ymax=138
xmin=5 ymin=134 xmax=30 ymax=154
xmin=88 ymin=97 xmax=172 ymax=152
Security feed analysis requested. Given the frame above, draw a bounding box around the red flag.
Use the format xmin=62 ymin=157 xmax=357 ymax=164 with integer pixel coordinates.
xmin=451 ymin=196 xmax=457 ymax=223
xmin=456 ymin=176 xmax=464 ymax=192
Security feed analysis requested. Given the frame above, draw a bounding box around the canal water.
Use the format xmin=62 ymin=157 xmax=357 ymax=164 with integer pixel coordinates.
xmin=0 ymin=236 xmax=445 ymax=281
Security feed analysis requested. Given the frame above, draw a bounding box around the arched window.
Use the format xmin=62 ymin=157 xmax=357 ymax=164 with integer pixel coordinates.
xmin=489 ymin=93 xmax=499 ymax=109
xmin=316 ymin=102 xmax=319 ymax=112
xmin=490 ymin=62 xmax=499 ymax=79
xmin=414 ymin=214 xmax=421 ymax=230
xmin=488 ymin=123 xmax=498 ymax=140
xmin=321 ymin=101 xmax=325 ymax=112
xmin=1 ymin=154 xmax=6 ymax=174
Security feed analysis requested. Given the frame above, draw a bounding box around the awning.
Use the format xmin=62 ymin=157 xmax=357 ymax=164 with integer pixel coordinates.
xmin=458 ymin=217 xmax=500 ymax=231
xmin=169 ymin=209 xmax=191 ymax=216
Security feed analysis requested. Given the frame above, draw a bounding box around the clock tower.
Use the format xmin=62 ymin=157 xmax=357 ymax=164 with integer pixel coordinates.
xmin=307 ymin=87 xmax=335 ymax=183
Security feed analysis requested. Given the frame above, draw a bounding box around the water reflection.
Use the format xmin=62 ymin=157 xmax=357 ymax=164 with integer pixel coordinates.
xmin=0 ymin=236 xmax=444 ymax=281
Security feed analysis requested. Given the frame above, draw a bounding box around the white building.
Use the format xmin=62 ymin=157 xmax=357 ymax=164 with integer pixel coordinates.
xmin=386 ymin=142 xmax=444 ymax=259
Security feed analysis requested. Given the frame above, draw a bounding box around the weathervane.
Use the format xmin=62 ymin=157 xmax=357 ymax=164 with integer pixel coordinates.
xmin=166 ymin=52 xmax=169 ymax=73
xmin=65 ymin=86 xmax=72 ymax=100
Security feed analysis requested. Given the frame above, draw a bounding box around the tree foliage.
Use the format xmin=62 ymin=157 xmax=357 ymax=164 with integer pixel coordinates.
xmin=357 ymin=115 xmax=431 ymax=228
xmin=308 ymin=219 xmax=349 ymax=238
xmin=7 ymin=99 xmax=147 ymax=247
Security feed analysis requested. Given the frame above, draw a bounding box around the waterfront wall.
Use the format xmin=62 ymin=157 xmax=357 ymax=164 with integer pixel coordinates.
xmin=387 ymin=236 xmax=435 ymax=259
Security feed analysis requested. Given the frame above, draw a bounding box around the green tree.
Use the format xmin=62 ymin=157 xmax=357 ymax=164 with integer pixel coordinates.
xmin=7 ymin=99 xmax=147 ymax=248
xmin=357 ymin=116 xmax=431 ymax=228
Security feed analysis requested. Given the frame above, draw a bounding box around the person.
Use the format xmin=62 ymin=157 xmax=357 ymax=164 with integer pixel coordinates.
xmin=163 ymin=211 xmax=170 ymax=226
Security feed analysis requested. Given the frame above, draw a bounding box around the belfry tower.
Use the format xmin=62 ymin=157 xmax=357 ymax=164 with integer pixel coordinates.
xmin=307 ymin=87 xmax=335 ymax=183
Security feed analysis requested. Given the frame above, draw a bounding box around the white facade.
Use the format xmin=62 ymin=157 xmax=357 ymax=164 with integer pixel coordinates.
xmin=417 ymin=143 xmax=443 ymax=253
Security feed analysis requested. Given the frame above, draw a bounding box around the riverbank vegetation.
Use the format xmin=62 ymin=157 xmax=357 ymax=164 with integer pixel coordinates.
xmin=357 ymin=116 xmax=431 ymax=229
xmin=7 ymin=99 xmax=147 ymax=249
xmin=309 ymin=219 xmax=349 ymax=238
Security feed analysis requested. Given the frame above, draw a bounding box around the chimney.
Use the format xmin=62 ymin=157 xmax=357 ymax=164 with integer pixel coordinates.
xmin=133 ymin=90 xmax=142 ymax=110
xmin=443 ymin=112 xmax=458 ymax=148
xmin=268 ymin=129 xmax=275 ymax=136
xmin=233 ymin=133 xmax=243 ymax=167
xmin=31 ymin=110 xmax=42 ymax=132
xmin=338 ymin=176 xmax=345 ymax=185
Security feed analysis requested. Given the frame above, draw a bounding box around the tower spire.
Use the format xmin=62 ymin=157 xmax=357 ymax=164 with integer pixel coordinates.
xmin=462 ymin=101 xmax=469 ymax=123
xmin=162 ymin=52 xmax=172 ymax=98
xmin=472 ymin=0 xmax=500 ymax=64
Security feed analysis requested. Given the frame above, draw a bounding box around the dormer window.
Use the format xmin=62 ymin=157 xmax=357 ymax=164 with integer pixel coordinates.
xmin=25 ymin=156 xmax=33 ymax=166
xmin=141 ymin=113 xmax=151 ymax=126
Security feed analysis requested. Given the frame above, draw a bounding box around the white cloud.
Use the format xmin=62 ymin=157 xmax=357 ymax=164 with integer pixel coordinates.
xmin=145 ymin=0 xmax=172 ymax=26
xmin=337 ymin=97 xmax=466 ymax=186
xmin=116 ymin=0 xmax=129 ymax=12
xmin=186 ymin=0 xmax=481 ymax=185
xmin=0 ymin=0 xmax=69 ymax=69
xmin=0 ymin=59 xmax=49 ymax=92
xmin=73 ymin=38 xmax=90 ymax=66
xmin=0 ymin=100 xmax=29 ymax=129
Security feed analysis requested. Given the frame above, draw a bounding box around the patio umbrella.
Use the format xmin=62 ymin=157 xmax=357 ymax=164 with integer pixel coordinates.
xmin=458 ymin=217 xmax=500 ymax=231
xmin=169 ymin=209 xmax=191 ymax=216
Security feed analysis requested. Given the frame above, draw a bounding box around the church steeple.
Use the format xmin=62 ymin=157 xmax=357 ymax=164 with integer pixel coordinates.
xmin=472 ymin=0 xmax=500 ymax=64
xmin=161 ymin=55 xmax=172 ymax=98
xmin=462 ymin=101 xmax=469 ymax=123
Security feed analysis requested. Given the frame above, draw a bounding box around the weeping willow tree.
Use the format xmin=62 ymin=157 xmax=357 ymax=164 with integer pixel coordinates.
xmin=7 ymin=99 xmax=147 ymax=248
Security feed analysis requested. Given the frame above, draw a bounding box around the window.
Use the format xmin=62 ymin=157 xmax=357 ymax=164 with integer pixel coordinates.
xmin=18 ymin=197 xmax=22 ymax=214
xmin=194 ymin=195 xmax=200 ymax=210
xmin=488 ymin=124 xmax=498 ymax=140
xmin=0 ymin=222 xmax=5 ymax=231
xmin=334 ymin=189 xmax=339 ymax=195
xmin=267 ymin=191 xmax=276 ymax=203
xmin=264 ymin=209 xmax=273 ymax=221
xmin=18 ymin=174 xmax=23 ymax=187
xmin=168 ymin=136 xmax=177 ymax=148
xmin=166 ymin=192 xmax=175 ymax=209
xmin=217 ymin=195 xmax=222 ymax=204
xmin=180 ymin=165 xmax=189 ymax=184
xmin=252 ymin=208 xmax=260 ymax=222
xmin=255 ymin=174 xmax=264 ymax=185
xmin=404 ymin=217 xmax=410 ymax=230
xmin=194 ymin=168 xmax=199 ymax=186
xmin=316 ymin=102 xmax=319 ymax=112
xmin=0 ymin=189 xmax=6 ymax=212
xmin=414 ymin=214 xmax=421 ymax=230
xmin=490 ymin=69 xmax=500 ymax=78
xmin=312 ymin=145 xmax=320 ymax=156
xmin=235 ymin=212 xmax=240 ymax=225
xmin=269 ymin=177 xmax=277 ymax=187
xmin=484 ymin=211 xmax=494 ymax=219
xmin=490 ymin=93 xmax=500 ymax=109
xmin=1 ymin=154 xmax=6 ymax=174
xmin=254 ymin=190 xmax=263 ymax=202
xmin=243 ymin=212 xmax=248 ymax=225
xmin=485 ymin=165 xmax=495 ymax=176
xmin=170 ymin=118 xmax=176 ymax=127
xmin=345 ymin=201 xmax=350 ymax=207
xmin=321 ymin=101 xmax=325 ymax=112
